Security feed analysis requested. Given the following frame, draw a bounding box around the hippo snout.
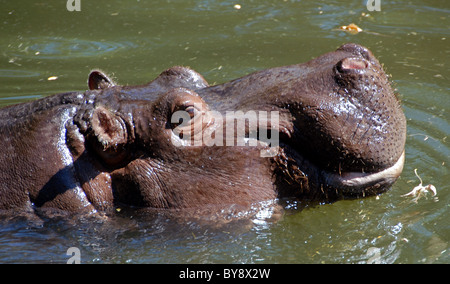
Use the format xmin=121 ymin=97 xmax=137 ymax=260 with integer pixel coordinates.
xmin=269 ymin=43 xmax=406 ymax=199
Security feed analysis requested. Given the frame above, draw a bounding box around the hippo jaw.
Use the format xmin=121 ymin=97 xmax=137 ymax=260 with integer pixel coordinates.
xmin=322 ymin=151 xmax=405 ymax=198
xmin=271 ymin=145 xmax=405 ymax=201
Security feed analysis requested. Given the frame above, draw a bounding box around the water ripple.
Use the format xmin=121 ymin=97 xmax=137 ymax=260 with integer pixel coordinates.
xmin=0 ymin=69 xmax=40 ymax=78
xmin=12 ymin=37 xmax=137 ymax=59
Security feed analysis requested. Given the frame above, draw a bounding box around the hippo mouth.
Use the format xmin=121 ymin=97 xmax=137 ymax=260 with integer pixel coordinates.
xmin=322 ymin=151 xmax=405 ymax=198
xmin=271 ymin=137 xmax=405 ymax=201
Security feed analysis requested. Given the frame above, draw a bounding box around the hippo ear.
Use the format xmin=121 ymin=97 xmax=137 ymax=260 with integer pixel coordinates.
xmin=88 ymin=70 xmax=115 ymax=90
xmin=90 ymin=106 xmax=129 ymax=166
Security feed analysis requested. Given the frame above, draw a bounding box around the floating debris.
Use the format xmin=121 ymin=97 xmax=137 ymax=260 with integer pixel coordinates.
xmin=335 ymin=23 xmax=387 ymax=37
xmin=233 ymin=4 xmax=241 ymax=10
xmin=47 ymin=76 xmax=58 ymax=81
xmin=401 ymin=169 xmax=437 ymax=203
xmin=338 ymin=23 xmax=363 ymax=34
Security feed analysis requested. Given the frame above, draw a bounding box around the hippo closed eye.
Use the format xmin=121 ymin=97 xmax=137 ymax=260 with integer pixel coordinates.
xmin=0 ymin=43 xmax=406 ymax=216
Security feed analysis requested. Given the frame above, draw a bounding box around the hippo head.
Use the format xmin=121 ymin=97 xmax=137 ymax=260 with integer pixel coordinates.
xmin=75 ymin=43 xmax=405 ymax=212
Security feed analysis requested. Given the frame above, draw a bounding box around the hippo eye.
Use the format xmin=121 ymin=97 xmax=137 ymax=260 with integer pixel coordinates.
xmin=168 ymin=88 xmax=213 ymax=141
xmin=184 ymin=105 xmax=198 ymax=119
xmin=172 ymin=103 xmax=201 ymax=126
xmin=170 ymin=100 xmax=206 ymax=132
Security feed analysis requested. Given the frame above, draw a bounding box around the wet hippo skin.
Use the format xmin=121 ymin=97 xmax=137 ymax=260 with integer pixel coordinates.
xmin=0 ymin=43 xmax=406 ymax=215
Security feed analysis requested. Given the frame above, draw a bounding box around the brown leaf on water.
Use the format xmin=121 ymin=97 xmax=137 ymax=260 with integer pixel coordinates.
xmin=338 ymin=23 xmax=363 ymax=34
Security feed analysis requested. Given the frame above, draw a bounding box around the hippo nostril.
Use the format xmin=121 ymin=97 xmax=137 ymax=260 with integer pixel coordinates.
xmin=336 ymin=57 xmax=368 ymax=73
xmin=337 ymin=43 xmax=372 ymax=61
xmin=342 ymin=58 xmax=368 ymax=70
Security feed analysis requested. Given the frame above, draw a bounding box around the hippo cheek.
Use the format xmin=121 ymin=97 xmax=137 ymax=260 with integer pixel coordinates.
xmin=110 ymin=159 xmax=170 ymax=208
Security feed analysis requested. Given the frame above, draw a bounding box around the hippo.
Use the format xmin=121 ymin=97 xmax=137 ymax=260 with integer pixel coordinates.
xmin=0 ymin=43 xmax=406 ymax=216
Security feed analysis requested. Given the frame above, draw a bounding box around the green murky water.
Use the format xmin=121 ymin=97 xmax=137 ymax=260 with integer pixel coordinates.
xmin=0 ymin=0 xmax=448 ymax=263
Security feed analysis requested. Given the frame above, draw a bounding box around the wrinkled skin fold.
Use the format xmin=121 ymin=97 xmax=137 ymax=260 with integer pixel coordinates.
xmin=0 ymin=43 xmax=406 ymax=216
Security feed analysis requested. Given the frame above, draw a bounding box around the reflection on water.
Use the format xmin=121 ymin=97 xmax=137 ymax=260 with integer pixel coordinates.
xmin=10 ymin=37 xmax=137 ymax=60
xmin=0 ymin=0 xmax=448 ymax=263
xmin=0 ymin=69 xmax=40 ymax=78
